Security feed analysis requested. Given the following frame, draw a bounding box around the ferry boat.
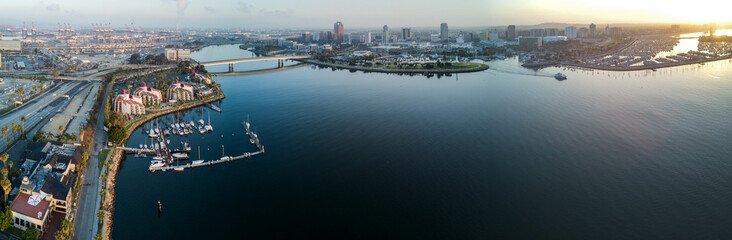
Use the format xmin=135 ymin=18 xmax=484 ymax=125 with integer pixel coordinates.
xmin=554 ymin=73 xmax=567 ymax=80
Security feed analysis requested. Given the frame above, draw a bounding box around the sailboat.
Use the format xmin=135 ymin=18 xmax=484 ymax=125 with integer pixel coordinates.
xmin=205 ymin=111 xmax=213 ymax=132
xmin=192 ymin=146 xmax=204 ymax=165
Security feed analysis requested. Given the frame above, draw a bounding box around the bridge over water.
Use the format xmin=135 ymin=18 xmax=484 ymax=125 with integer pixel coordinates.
xmin=200 ymin=55 xmax=310 ymax=73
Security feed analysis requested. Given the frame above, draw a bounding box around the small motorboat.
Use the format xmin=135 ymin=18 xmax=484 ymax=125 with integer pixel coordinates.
xmin=192 ymin=160 xmax=204 ymax=165
xmin=554 ymin=73 xmax=567 ymax=80
xmin=172 ymin=153 xmax=189 ymax=159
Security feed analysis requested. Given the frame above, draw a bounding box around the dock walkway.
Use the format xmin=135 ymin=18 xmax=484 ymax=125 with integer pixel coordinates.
xmin=147 ymin=120 xmax=265 ymax=172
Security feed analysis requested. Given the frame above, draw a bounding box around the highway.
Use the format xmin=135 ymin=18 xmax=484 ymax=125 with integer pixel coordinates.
xmin=0 ymin=81 xmax=90 ymax=155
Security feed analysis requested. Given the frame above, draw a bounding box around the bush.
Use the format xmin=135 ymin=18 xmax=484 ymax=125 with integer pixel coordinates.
xmin=108 ymin=125 xmax=127 ymax=143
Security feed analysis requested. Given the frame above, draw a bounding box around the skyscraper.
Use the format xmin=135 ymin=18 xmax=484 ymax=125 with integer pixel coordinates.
xmin=507 ymin=25 xmax=516 ymax=40
xmin=383 ymin=25 xmax=389 ymax=44
xmin=334 ymin=21 xmax=344 ymax=43
xmin=402 ymin=27 xmax=411 ymax=40
xmin=589 ymin=23 xmax=596 ymax=36
xmin=440 ymin=23 xmax=448 ymax=41
xmin=366 ymin=32 xmax=371 ymax=44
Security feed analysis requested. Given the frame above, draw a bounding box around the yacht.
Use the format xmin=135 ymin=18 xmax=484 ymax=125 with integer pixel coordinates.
xmin=220 ymin=156 xmax=230 ymax=161
xmin=554 ymin=73 xmax=567 ymax=80
xmin=172 ymin=152 xmax=189 ymax=159
xmin=150 ymin=160 xmax=165 ymax=168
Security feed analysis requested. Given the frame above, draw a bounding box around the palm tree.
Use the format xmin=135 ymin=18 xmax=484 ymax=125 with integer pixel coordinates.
xmin=10 ymin=123 xmax=16 ymax=136
xmin=0 ymin=153 xmax=8 ymax=169
xmin=1 ymin=126 xmax=8 ymax=142
xmin=20 ymin=116 xmax=25 ymax=136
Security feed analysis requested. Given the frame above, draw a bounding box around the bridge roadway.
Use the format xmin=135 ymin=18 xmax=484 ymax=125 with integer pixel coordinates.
xmin=199 ymin=55 xmax=309 ymax=66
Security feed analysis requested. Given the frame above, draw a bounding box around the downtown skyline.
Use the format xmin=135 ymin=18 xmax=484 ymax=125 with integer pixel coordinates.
xmin=1 ymin=0 xmax=731 ymax=29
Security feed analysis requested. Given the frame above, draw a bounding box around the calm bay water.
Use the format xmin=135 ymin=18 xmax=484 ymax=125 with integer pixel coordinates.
xmin=112 ymin=44 xmax=732 ymax=239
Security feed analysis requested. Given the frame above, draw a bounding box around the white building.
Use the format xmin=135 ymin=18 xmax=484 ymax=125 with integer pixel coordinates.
xmin=565 ymin=26 xmax=577 ymax=39
xmin=165 ymin=48 xmax=191 ymax=61
xmin=113 ymin=90 xmax=145 ymax=115
xmin=133 ymin=83 xmax=163 ymax=106
xmin=168 ymin=79 xmax=194 ymax=102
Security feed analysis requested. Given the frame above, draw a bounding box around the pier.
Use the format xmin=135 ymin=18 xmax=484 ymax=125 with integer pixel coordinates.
xmin=116 ymin=147 xmax=158 ymax=155
xmin=147 ymin=120 xmax=265 ymax=172
xmin=206 ymin=103 xmax=222 ymax=113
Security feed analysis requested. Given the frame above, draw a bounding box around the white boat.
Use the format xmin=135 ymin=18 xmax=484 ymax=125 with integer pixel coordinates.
xmin=250 ymin=139 xmax=255 ymax=144
xmin=144 ymin=144 xmax=148 ymax=149
xmin=150 ymin=160 xmax=165 ymax=168
xmin=164 ymin=129 xmax=170 ymax=136
xmin=172 ymin=153 xmax=189 ymax=159
xmin=554 ymin=73 xmax=567 ymax=80
xmin=139 ymin=144 xmax=143 ymax=148
xmin=198 ymin=119 xmax=205 ymax=126
xmin=174 ymin=166 xmax=184 ymax=172
xmin=149 ymin=132 xmax=158 ymax=138
xmin=192 ymin=160 xmax=204 ymax=165
xmin=190 ymin=121 xmax=195 ymax=127
xmin=152 ymin=156 xmax=164 ymax=161
xmin=220 ymin=156 xmax=230 ymax=161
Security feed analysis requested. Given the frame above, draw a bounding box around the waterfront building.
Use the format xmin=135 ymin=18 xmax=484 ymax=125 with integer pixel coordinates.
xmin=565 ymin=26 xmax=577 ymax=39
xmin=402 ymin=27 xmax=411 ymax=40
xmin=114 ymin=90 xmax=145 ymax=115
xmin=133 ymin=82 xmax=163 ymax=106
xmin=334 ymin=21 xmax=344 ymax=43
xmin=440 ymin=23 xmax=448 ymax=41
xmin=590 ymin=23 xmax=596 ymax=36
xmin=519 ymin=37 xmax=542 ymax=50
xmin=168 ymin=79 xmax=194 ymax=102
xmin=383 ymin=25 xmax=389 ymax=44
xmin=507 ymin=25 xmax=516 ymax=40
xmin=165 ymin=48 xmax=191 ymax=61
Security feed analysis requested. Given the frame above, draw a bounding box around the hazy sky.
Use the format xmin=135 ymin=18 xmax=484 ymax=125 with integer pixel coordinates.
xmin=2 ymin=0 xmax=731 ymax=30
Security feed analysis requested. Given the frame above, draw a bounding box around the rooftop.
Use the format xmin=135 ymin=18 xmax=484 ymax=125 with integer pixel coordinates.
xmin=10 ymin=192 xmax=51 ymax=221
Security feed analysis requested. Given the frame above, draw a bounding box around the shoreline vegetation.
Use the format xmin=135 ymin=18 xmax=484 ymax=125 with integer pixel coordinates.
xmin=297 ymin=59 xmax=489 ymax=74
xmin=562 ymin=55 xmax=732 ymax=71
xmin=100 ymin=69 xmax=225 ymax=239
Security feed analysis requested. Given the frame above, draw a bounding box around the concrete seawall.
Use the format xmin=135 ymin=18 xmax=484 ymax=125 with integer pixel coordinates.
xmin=296 ymin=59 xmax=490 ymax=74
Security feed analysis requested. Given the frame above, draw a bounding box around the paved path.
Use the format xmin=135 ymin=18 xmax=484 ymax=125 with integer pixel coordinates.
xmin=73 ymin=81 xmax=109 ymax=240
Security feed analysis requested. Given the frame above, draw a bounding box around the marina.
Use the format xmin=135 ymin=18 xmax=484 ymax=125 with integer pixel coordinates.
xmin=117 ymin=112 xmax=265 ymax=172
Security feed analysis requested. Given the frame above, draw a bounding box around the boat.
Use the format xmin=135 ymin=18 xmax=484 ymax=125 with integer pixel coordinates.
xmin=205 ymin=112 xmax=213 ymax=132
xmin=198 ymin=125 xmax=206 ymax=134
xmin=172 ymin=153 xmax=189 ymax=159
xmin=181 ymin=141 xmax=191 ymax=152
xmin=250 ymin=139 xmax=255 ymax=144
xmin=149 ymin=132 xmax=158 ymax=138
xmin=192 ymin=160 xmax=204 ymax=165
xmin=164 ymin=129 xmax=170 ymax=136
xmin=220 ymin=156 xmax=230 ymax=161
xmin=199 ymin=119 xmax=205 ymax=126
xmin=172 ymin=128 xmax=178 ymax=135
xmin=139 ymin=144 xmax=143 ymax=149
xmin=174 ymin=166 xmax=184 ymax=172
xmin=150 ymin=160 xmax=165 ymax=168
xmin=144 ymin=144 xmax=148 ymax=149
xmin=554 ymin=73 xmax=567 ymax=80
xmin=152 ymin=156 xmax=164 ymax=161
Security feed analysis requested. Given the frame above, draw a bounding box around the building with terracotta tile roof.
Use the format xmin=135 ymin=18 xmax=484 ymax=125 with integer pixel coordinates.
xmin=133 ymin=82 xmax=163 ymax=106
xmin=113 ymin=89 xmax=145 ymax=115
xmin=10 ymin=192 xmax=51 ymax=232
xmin=168 ymin=79 xmax=194 ymax=102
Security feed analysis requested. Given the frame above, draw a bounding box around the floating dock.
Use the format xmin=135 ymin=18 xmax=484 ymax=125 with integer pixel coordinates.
xmin=147 ymin=120 xmax=264 ymax=172
xmin=206 ymin=103 xmax=222 ymax=113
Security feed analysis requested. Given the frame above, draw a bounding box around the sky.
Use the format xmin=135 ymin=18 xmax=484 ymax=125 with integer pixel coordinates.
xmin=1 ymin=0 xmax=731 ymax=30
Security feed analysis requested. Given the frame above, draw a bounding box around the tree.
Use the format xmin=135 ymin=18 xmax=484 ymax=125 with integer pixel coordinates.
xmin=0 ymin=153 xmax=7 ymax=168
xmin=59 ymin=125 xmax=64 ymax=134
xmin=1 ymin=126 xmax=7 ymax=141
xmin=0 ymin=209 xmax=11 ymax=230
xmin=54 ymin=220 xmax=73 ymax=240
xmin=128 ymin=53 xmax=142 ymax=64
xmin=108 ymin=125 xmax=127 ymax=143
xmin=21 ymin=227 xmax=39 ymax=240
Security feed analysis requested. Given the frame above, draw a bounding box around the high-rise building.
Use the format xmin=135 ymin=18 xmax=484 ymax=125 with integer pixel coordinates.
xmin=544 ymin=28 xmax=558 ymax=36
xmin=589 ymin=23 xmax=596 ymax=36
xmin=440 ymin=23 xmax=448 ymax=41
xmin=530 ymin=29 xmax=544 ymax=37
xmin=605 ymin=25 xmax=610 ymax=36
xmin=383 ymin=25 xmax=389 ymax=44
xmin=334 ymin=21 xmax=344 ymax=43
xmin=507 ymin=25 xmax=516 ymax=40
xmin=302 ymin=32 xmax=311 ymax=43
xmin=578 ymin=28 xmax=589 ymax=38
xmin=402 ymin=27 xmax=411 ymax=40
xmin=565 ymin=26 xmax=577 ymax=39
xmin=366 ymin=32 xmax=371 ymax=44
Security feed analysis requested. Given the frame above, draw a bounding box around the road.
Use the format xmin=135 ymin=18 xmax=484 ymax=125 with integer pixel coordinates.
xmin=73 ymin=80 xmax=109 ymax=240
xmin=0 ymin=81 xmax=89 ymax=157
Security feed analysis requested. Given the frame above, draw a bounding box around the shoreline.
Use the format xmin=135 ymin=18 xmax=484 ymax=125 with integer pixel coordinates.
xmin=102 ymin=82 xmax=225 ymax=239
xmin=296 ymin=59 xmax=490 ymax=74
xmin=561 ymin=55 xmax=732 ymax=71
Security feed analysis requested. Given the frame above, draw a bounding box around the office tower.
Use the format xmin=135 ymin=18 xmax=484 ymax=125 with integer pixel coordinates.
xmin=507 ymin=25 xmax=516 ymax=40
xmin=440 ymin=23 xmax=448 ymax=41
xmin=383 ymin=25 xmax=389 ymax=44
xmin=334 ymin=21 xmax=344 ymax=43
xmin=402 ymin=27 xmax=411 ymax=40
xmin=565 ymin=26 xmax=577 ymax=39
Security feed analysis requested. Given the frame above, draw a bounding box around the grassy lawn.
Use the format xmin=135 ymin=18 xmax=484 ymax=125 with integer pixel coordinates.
xmin=99 ymin=149 xmax=111 ymax=171
xmin=4 ymin=226 xmax=23 ymax=238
